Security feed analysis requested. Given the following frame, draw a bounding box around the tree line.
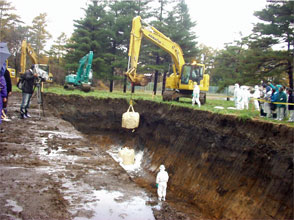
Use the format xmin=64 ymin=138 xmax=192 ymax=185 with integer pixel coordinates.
xmin=1 ymin=0 xmax=293 ymax=89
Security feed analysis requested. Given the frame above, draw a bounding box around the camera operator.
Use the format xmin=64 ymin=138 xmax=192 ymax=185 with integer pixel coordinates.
xmin=20 ymin=65 xmax=38 ymax=119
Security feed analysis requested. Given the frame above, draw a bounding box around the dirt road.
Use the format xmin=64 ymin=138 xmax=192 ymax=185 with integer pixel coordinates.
xmin=0 ymin=93 xmax=193 ymax=220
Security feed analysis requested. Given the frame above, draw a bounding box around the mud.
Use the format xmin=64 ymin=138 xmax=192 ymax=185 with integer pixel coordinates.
xmin=1 ymin=92 xmax=293 ymax=220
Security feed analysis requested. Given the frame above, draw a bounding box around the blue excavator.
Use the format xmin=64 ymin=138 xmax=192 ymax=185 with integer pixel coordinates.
xmin=64 ymin=51 xmax=93 ymax=92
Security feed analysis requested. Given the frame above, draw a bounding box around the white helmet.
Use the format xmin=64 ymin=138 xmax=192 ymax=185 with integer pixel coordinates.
xmin=159 ymin=165 xmax=165 ymax=171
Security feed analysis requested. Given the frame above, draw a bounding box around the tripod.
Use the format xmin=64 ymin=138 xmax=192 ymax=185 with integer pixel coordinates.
xmin=35 ymin=77 xmax=45 ymax=119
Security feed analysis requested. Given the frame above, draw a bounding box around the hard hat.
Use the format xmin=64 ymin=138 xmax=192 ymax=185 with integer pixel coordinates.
xmin=159 ymin=165 xmax=165 ymax=170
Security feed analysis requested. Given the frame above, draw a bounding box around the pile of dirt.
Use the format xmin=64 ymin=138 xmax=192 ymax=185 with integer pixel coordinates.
xmin=43 ymin=93 xmax=294 ymax=219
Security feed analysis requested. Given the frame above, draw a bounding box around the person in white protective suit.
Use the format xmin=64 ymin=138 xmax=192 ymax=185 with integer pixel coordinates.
xmin=240 ymin=86 xmax=250 ymax=110
xmin=156 ymin=165 xmax=169 ymax=201
xmin=252 ymin=85 xmax=261 ymax=111
xmin=234 ymin=83 xmax=242 ymax=109
xmin=192 ymin=82 xmax=201 ymax=107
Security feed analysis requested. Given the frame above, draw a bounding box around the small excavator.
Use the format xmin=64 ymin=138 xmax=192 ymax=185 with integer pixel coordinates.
xmin=125 ymin=16 xmax=210 ymax=103
xmin=20 ymin=40 xmax=53 ymax=82
xmin=64 ymin=51 xmax=93 ymax=92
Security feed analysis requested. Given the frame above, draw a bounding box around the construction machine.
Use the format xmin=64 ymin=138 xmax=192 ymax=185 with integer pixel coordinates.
xmin=64 ymin=51 xmax=93 ymax=92
xmin=5 ymin=60 xmax=17 ymax=85
xmin=20 ymin=40 xmax=53 ymax=82
xmin=6 ymin=60 xmax=16 ymax=78
xmin=125 ymin=16 xmax=210 ymax=103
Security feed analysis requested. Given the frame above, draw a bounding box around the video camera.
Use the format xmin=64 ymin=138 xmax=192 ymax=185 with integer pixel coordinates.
xmin=33 ymin=64 xmax=50 ymax=82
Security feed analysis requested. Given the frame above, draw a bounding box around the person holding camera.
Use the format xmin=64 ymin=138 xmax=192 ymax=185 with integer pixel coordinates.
xmin=20 ymin=65 xmax=38 ymax=119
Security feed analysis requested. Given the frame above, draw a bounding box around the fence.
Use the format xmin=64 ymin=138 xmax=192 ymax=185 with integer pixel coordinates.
xmin=124 ymin=83 xmax=233 ymax=96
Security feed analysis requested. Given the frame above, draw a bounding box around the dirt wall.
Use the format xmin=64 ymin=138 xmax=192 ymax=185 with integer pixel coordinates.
xmin=44 ymin=93 xmax=294 ymax=219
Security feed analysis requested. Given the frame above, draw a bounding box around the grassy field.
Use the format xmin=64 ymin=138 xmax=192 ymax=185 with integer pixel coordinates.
xmin=14 ymin=85 xmax=293 ymax=126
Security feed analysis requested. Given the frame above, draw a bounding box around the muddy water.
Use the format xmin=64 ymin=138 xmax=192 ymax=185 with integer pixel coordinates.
xmin=44 ymin=93 xmax=294 ymax=220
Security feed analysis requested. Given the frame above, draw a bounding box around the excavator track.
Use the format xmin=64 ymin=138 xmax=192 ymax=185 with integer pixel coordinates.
xmin=80 ymin=83 xmax=91 ymax=92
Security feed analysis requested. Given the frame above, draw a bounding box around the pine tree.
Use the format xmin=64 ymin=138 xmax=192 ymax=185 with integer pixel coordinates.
xmin=253 ymin=1 xmax=294 ymax=88
xmin=0 ymin=0 xmax=21 ymax=42
xmin=64 ymin=2 xmax=109 ymax=79
xmin=29 ymin=13 xmax=52 ymax=56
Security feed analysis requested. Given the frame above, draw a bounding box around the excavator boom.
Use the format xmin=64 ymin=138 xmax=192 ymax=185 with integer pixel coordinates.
xmin=126 ymin=16 xmax=185 ymax=86
xmin=125 ymin=16 xmax=209 ymax=103
xmin=20 ymin=40 xmax=52 ymax=82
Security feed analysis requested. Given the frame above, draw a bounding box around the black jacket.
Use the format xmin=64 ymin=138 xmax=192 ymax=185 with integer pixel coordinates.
xmin=4 ymin=69 xmax=12 ymax=94
xmin=21 ymin=69 xmax=36 ymax=94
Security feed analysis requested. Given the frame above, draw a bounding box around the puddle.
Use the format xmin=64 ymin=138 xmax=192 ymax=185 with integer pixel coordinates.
xmin=74 ymin=190 xmax=155 ymax=220
xmin=5 ymin=199 xmax=23 ymax=213
xmin=39 ymin=130 xmax=82 ymax=139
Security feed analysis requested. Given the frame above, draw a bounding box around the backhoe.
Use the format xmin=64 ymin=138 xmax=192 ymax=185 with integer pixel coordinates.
xmin=20 ymin=40 xmax=53 ymax=82
xmin=125 ymin=16 xmax=210 ymax=103
xmin=64 ymin=51 xmax=93 ymax=92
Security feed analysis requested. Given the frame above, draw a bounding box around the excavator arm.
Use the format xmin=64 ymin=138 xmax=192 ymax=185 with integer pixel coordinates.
xmin=20 ymin=40 xmax=52 ymax=82
xmin=20 ymin=40 xmax=38 ymax=74
xmin=64 ymin=51 xmax=93 ymax=92
xmin=76 ymin=51 xmax=93 ymax=84
xmin=126 ymin=16 xmax=185 ymax=86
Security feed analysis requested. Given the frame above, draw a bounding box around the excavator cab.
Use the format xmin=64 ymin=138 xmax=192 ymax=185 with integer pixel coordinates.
xmin=180 ymin=64 xmax=204 ymax=85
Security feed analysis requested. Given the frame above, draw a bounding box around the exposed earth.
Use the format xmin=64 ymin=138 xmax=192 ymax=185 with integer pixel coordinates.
xmin=0 ymin=92 xmax=293 ymax=220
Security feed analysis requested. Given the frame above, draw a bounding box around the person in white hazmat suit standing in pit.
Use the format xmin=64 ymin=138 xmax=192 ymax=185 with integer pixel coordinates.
xmin=156 ymin=165 xmax=169 ymax=201
xmin=192 ymin=82 xmax=201 ymax=107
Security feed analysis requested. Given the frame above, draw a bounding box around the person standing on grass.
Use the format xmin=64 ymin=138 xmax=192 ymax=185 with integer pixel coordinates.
xmin=192 ymin=82 xmax=201 ymax=108
xmin=287 ymin=88 xmax=294 ymax=122
xmin=276 ymin=86 xmax=287 ymax=121
xmin=252 ymin=85 xmax=261 ymax=111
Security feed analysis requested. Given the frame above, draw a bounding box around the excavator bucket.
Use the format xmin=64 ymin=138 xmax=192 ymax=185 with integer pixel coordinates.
xmin=132 ymin=74 xmax=151 ymax=86
xmin=125 ymin=68 xmax=151 ymax=86
xmin=80 ymin=83 xmax=91 ymax=92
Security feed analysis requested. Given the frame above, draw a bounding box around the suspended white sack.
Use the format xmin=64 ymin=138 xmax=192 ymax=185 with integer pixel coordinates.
xmin=119 ymin=147 xmax=135 ymax=165
xmin=122 ymin=104 xmax=140 ymax=129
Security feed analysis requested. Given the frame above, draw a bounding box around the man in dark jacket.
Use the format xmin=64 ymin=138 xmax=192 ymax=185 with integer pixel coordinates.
xmin=20 ymin=65 xmax=37 ymax=119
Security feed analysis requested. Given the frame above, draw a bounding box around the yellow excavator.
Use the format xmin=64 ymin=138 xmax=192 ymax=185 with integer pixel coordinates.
xmin=20 ymin=40 xmax=53 ymax=82
xmin=125 ymin=16 xmax=210 ymax=103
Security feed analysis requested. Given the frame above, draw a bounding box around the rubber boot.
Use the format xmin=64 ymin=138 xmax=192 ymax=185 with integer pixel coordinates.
xmin=20 ymin=109 xmax=25 ymax=119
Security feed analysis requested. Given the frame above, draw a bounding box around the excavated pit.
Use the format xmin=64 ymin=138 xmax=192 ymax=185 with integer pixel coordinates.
xmin=44 ymin=93 xmax=294 ymax=220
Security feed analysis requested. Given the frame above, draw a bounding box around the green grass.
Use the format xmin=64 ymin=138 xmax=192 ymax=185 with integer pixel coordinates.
xmin=13 ymin=85 xmax=293 ymax=126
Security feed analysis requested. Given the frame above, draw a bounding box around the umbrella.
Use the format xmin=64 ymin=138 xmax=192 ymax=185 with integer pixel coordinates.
xmin=0 ymin=42 xmax=11 ymax=67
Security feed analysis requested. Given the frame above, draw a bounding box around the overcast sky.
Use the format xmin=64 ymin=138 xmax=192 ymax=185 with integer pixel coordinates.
xmin=10 ymin=0 xmax=267 ymax=49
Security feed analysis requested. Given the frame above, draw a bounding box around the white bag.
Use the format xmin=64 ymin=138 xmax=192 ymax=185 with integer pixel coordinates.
xmin=122 ymin=105 xmax=140 ymax=129
xmin=119 ymin=147 xmax=135 ymax=165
